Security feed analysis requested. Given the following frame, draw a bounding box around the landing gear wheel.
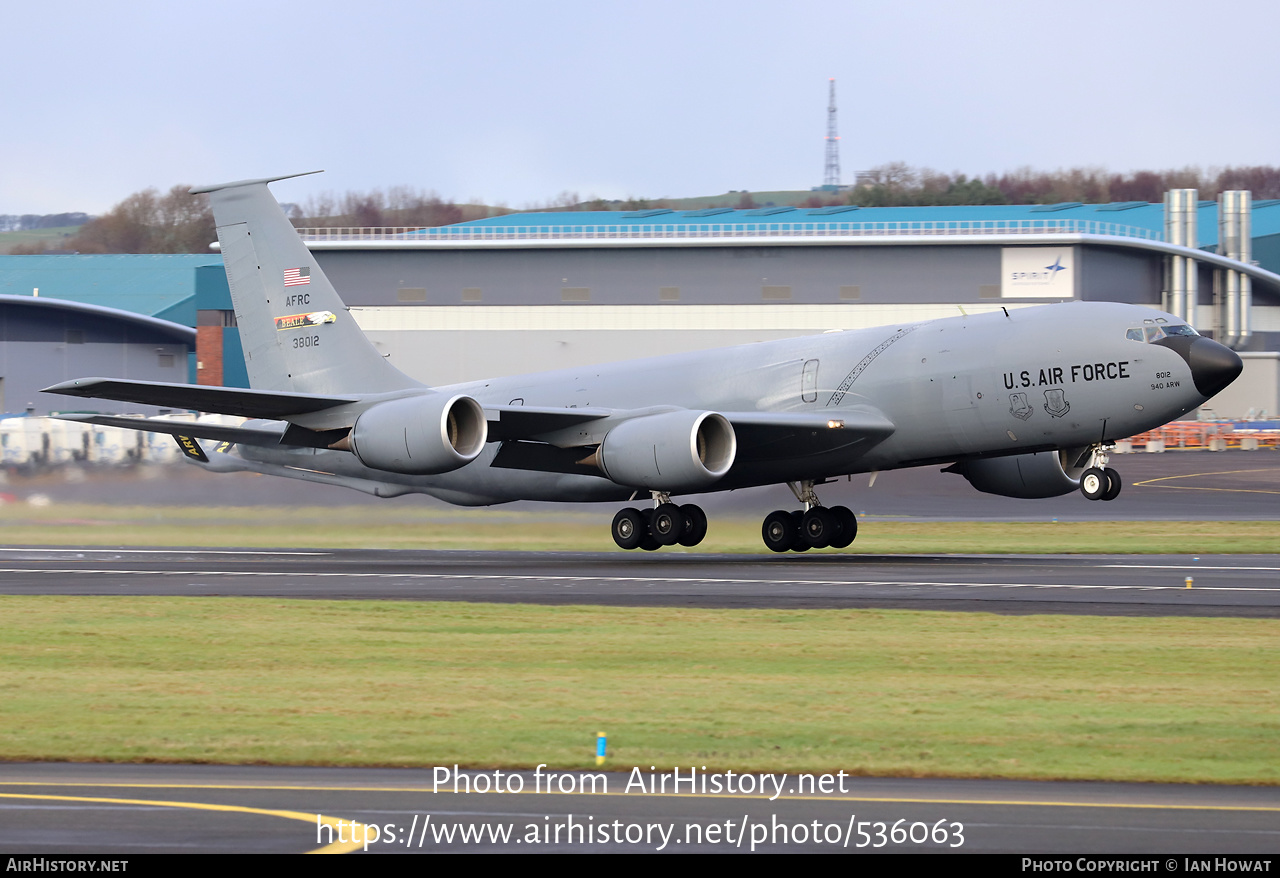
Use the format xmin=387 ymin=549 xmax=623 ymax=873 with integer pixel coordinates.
xmin=1101 ymin=467 xmax=1122 ymax=501
xmin=790 ymin=510 xmax=811 ymax=551
xmin=828 ymin=505 xmax=858 ymax=549
xmin=611 ymin=507 xmax=645 ymax=550
xmin=638 ymin=509 xmax=661 ymax=551
xmin=650 ymin=502 xmax=685 ymax=546
xmin=1080 ymin=467 xmax=1107 ymax=501
xmin=678 ymin=504 xmax=708 ymax=547
xmin=762 ymin=510 xmax=796 ymax=553
xmin=801 ymin=507 xmax=837 ymax=548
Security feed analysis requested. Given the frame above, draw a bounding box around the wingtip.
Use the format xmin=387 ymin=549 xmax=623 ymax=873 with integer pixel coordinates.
xmin=42 ymin=378 xmax=89 ymax=394
xmin=42 ymin=377 xmax=114 ymax=395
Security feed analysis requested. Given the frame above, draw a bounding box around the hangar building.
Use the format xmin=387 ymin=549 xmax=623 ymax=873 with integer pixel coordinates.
xmin=0 ymin=294 xmax=194 ymax=416
xmin=0 ymin=254 xmax=208 ymax=415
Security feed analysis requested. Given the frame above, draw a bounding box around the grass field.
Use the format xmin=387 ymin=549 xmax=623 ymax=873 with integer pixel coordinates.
xmin=3 ymin=500 xmax=1275 ymax=782
xmin=1 ymin=596 xmax=1275 ymax=783
xmin=1 ymin=501 xmax=1279 ymax=553
xmin=0 ymin=226 xmax=81 ymax=254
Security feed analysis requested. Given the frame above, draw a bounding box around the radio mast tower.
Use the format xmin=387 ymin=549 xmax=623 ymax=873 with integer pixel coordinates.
xmin=823 ymin=78 xmax=841 ymax=188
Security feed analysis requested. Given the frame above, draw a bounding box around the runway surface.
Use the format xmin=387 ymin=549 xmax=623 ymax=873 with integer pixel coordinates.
xmin=0 ymin=546 xmax=1277 ymax=616
xmin=2 ymin=763 xmax=1276 ymax=854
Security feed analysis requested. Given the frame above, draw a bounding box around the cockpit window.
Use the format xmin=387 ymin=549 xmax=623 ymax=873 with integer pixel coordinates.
xmin=1126 ymin=324 xmax=1199 ymax=343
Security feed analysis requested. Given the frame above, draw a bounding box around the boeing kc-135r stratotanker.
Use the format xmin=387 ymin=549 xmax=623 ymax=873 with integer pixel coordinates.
xmin=45 ymin=173 xmax=1244 ymax=552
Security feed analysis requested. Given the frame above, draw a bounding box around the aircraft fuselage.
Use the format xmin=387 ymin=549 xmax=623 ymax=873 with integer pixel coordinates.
xmin=231 ymin=300 xmax=1220 ymax=506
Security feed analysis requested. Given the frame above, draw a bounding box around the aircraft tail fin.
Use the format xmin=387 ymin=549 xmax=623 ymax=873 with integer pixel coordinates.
xmin=192 ymin=173 xmax=422 ymax=396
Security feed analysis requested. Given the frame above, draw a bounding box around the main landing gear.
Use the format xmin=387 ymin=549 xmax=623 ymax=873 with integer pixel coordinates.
xmin=611 ymin=481 xmax=860 ymax=553
xmin=611 ymin=493 xmax=708 ymax=550
xmin=1079 ymin=445 xmax=1122 ymax=502
xmin=762 ymin=480 xmax=857 ymax=553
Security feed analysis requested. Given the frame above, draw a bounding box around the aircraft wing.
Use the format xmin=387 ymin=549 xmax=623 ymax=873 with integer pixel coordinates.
xmin=44 ymin=378 xmax=620 ymax=442
xmin=491 ymin=407 xmax=895 ymax=477
xmin=484 ymin=406 xmax=895 ymax=447
xmin=43 ymin=377 xmax=356 ymax=419
xmin=44 ymin=375 xmax=895 ymax=472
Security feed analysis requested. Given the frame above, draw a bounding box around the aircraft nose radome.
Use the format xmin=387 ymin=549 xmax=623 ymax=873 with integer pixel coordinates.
xmin=1188 ymin=337 xmax=1243 ymax=398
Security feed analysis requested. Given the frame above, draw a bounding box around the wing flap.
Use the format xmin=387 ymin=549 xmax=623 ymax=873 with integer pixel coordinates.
xmin=483 ymin=405 xmax=612 ymax=442
xmin=721 ymin=409 xmax=895 ymax=453
xmin=53 ymin=413 xmax=290 ymax=448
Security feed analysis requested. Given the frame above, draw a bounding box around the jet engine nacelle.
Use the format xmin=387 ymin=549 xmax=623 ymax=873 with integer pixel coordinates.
xmin=348 ymin=393 xmax=487 ymax=474
xmin=597 ymin=410 xmax=736 ymax=491
xmin=944 ymin=449 xmax=1087 ymax=499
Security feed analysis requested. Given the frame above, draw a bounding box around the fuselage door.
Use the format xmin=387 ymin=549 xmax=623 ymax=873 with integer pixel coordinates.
xmin=801 ymin=359 xmax=819 ymax=403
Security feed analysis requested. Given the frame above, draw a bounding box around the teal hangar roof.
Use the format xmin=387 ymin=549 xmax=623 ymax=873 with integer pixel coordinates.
xmin=423 ymin=201 xmax=1280 ymax=249
xmin=0 ymin=253 xmax=221 ymax=326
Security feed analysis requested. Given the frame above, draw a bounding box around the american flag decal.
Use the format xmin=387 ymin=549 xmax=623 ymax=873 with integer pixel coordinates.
xmin=283 ymin=267 xmax=311 ymax=287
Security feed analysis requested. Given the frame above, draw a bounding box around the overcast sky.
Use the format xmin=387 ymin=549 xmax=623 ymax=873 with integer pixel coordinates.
xmin=4 ymin=0 xmax=1277 ymax=215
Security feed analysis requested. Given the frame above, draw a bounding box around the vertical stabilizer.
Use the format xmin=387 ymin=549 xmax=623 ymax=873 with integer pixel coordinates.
xmin=191 ymin=174 xmax=422 ymax=395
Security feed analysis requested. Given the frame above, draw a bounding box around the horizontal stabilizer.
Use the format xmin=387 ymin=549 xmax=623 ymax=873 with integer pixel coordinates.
xmin=189 ymin=171 xmax=323 ymax=195
xmin=43 ymin=378 xmax=357 ymax=419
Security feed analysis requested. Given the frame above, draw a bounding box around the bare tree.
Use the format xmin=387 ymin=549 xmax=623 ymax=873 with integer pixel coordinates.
xmin=63 ymin=185 xmax=213 ymax=254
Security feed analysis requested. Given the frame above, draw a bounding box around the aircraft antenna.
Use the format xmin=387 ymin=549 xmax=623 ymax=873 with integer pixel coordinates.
xmin=823 ymin=78 xmax=841 ymax=187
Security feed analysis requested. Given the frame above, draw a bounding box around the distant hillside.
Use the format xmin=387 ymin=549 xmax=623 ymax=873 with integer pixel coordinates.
xmin=0 ymin=226 xmax=84 ymax=255
xmin=0 ymin=213 xmax=92 ymax=232
xmin=570 ymin=190 xmax=846 ymax=213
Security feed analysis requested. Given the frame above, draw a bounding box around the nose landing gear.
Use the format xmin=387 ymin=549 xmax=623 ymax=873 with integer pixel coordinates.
xmin=1079 ymin=446 xmax=1122 ymax=502
xmin=762 ymin=480 xmax=857 ymax=553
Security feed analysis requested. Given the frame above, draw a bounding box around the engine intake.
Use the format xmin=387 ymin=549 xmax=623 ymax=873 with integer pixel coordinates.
xmin=597 ymin=410 xmax=736 ymax=491
xmin=348 ymin=393 xmax=487 ymax=474
xmin=944 ymin=449 xmax=1086 ymax=499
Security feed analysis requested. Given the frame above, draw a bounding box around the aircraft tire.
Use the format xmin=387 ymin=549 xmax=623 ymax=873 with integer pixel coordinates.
xmin=611 ymin=507 xmax=646 ymax=550
xmin=1080 ymin=467 xmax=1108 ymax=501
xmin=789 ymin=510 xmax=811 ymax=551
xmin=802 ymin=507 xmax=836 ymax=548
xmin=651 ymin=502 xmax=685 ymax=546
xmin=638 ymin=509 xmax=661 ymax=550
xmin=678 ymin=504 xmax=708 ymax=547
xmin=1101 ymin=467 xmax=1122 ymax=501
xmin=762 ymin=510 xmax=796 ymax=552
xmin=828 ymin=505 xmax=858 ymax=548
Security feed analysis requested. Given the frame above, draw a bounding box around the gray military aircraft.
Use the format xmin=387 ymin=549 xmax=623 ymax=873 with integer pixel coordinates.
xmin=45 ymin=173 xmax=1244 ymax=552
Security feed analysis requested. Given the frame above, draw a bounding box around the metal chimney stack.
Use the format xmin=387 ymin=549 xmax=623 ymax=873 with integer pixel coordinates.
xmin=1163 ymin=189 xmax=1198 ymax=324
xmin=1217 ymin=190 xmax=1252 ymax=349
